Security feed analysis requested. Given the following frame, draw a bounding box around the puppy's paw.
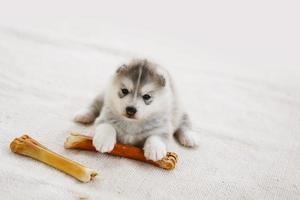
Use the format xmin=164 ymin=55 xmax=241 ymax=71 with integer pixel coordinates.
xmin=74 ymin=109 xmax=96 ymax=124
xmin=144 ymin=137 xmax=167 ymax=161
xmin=176 ymin=130 xmax=199 ymax=148
xmin=93 ymin=124 xmax=116 ymax=153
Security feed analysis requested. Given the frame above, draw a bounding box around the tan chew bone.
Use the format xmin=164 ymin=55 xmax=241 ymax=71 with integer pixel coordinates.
xmin=64 ymin=132 xmax=178 ymax=170
xmin=10 ymin=135 xmax=98 ymax=182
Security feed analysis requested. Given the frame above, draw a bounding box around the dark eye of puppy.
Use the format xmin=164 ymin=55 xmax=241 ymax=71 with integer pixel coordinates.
xmin=142 ymin=94 xmax=151 ymax=101
xmin=121 ymin=88 xmax=129 ymax=95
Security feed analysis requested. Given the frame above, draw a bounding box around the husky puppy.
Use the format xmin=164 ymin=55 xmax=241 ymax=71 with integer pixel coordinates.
xmin=74 ymin=59 xmax=198 ymax=161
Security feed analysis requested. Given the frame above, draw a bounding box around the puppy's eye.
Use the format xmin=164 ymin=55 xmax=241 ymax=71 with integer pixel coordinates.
xmin=121 ymin=88 xmax=129 ymax=95
xmin=142 ymin=94 xmax=151 ymax=101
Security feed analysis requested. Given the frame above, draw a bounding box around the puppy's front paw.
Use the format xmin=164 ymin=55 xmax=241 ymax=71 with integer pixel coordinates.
xmin=93 ymin=124 xmax=116 ymax=153
xmin=144 ymin=137 xmax=167 ymax=161
xmin=74 ymin=109 xmax=96 ymax=124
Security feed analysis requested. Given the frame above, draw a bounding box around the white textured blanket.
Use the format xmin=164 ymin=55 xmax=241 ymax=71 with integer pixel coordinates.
xmin=0 ymin=1 xmax=300 ymax=199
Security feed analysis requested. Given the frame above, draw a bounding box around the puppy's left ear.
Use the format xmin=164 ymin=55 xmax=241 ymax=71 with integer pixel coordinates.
xmin=158 ymin=74 xmax=166 ymax=87
xmin=116 ymin=64 xmax=128 ymax=74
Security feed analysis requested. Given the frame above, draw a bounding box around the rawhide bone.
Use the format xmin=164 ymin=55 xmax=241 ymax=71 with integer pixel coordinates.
xmin=64 ymin=132 xmax=178 ymax=170
xmin=10 ymin=135 xmax=98 ymax=182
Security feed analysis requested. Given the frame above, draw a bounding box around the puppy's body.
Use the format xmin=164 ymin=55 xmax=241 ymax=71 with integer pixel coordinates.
xmin=75 ymin=59 xmax=197 ymax=161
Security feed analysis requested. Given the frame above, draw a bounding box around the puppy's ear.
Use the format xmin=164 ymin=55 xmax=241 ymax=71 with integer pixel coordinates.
xmin=154 ymin=67 xmax=166 ymax=87
xmin=116 ymin=64 xmax=128 ymax=74
xmin=158 ymin=74 xmax=166 ymax=87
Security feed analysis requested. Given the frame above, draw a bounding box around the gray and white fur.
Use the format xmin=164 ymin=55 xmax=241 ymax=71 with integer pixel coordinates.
xmin=74 ymin=59 xmax=198 ymax=161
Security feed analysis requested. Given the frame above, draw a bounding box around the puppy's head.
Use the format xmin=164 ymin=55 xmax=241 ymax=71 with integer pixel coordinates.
xmin=109 ymin=59 xmax=169 ymax=121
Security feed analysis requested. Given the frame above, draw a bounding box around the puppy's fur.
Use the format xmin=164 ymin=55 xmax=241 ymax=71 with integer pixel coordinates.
xmin=74 ymin=59 xmax=198 ymax=161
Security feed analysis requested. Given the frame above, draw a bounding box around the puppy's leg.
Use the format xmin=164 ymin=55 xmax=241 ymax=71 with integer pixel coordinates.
xmin=74 ymin=94 xmax=104 ymax=124
xmin=144 ymin=135 xmax=167 ymax=161
xmin=174 ymin=113 xmax=198 ymax=147
xmin=93 ymin=123 xmax=116 ymax=153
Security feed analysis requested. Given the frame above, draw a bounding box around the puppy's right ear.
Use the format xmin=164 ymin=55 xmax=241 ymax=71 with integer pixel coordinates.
xmin=116 ymin=64 xmax=128 ymax=74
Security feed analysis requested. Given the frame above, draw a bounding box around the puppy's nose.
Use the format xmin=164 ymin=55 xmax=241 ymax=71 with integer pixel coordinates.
xmin=126 ymin=106 xmax=137 ymax=116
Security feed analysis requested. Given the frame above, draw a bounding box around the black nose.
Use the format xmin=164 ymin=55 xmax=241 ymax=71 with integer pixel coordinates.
xmin=126 ymin=106 xmax=137 ymax=116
